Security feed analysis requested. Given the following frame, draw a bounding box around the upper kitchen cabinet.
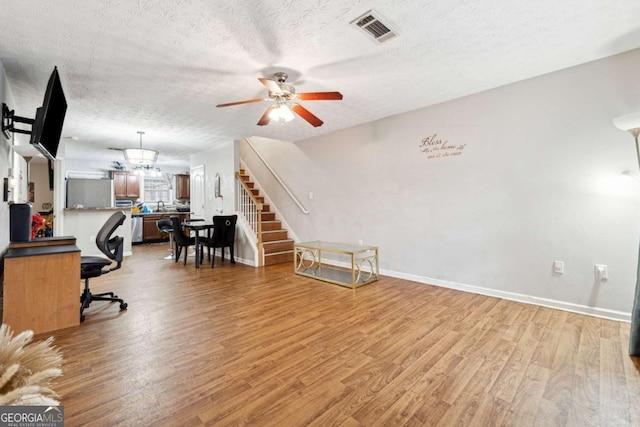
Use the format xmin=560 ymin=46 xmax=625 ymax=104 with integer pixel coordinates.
xmin=175 ymin=174 xmax=190 ymax=200
xmin=113 ymin=171 xmax=140 ymax=199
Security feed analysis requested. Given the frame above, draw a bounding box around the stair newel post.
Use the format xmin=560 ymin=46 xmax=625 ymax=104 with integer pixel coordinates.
xmin=257 ymin=207 xmax=263 ymax=266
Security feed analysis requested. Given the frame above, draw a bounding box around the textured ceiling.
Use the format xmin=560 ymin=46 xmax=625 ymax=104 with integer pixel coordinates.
xmin=1 ymin=0 xmax=639 ymax=168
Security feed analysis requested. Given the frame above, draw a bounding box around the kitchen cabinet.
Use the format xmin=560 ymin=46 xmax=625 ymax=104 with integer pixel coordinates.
xmin=113 ymin=171 xmax=140 ymax=199
xmin=175 ymin=174 xmax=190 ymax=200
xmin=143 ymin=214 xmax=164 ymax=241
xmin=142 ymin=213 xmax=188 ymax=243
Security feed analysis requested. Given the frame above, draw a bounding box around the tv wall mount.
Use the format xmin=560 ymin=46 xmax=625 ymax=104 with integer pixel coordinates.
xmin=2 ymin=103 xmax=34 ymax=139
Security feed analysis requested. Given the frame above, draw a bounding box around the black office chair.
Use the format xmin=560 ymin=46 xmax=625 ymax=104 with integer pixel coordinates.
xmin=170 ymin=216 xmax=196 ymax=265
xmin=201 ymin=215 xmax=237 ymax=267
xmin=156 ymin=219 xmax=175 ymax=260
xmin=80 ymin=211 xmax=128 ymax=322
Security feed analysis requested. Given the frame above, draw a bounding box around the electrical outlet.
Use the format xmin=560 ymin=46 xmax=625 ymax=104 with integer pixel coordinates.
xmin=595 ymin=264 xmax=608 ymax=281
xmin=553 ymin=260 xmax=564 ymax=274
xmin=89 ymin=235 xmax=96 ymax=243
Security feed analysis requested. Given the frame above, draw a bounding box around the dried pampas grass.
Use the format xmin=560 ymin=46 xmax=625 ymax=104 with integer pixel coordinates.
xmin=0 ymin=324 xmax=62 ymax=406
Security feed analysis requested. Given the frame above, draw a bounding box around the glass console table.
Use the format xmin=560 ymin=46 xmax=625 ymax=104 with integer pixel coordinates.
xmin=294 ymin=241 xmax=379 ymax=289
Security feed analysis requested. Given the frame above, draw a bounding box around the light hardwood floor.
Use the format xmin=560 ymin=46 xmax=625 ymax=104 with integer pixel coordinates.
xmin=39 ymin=244 xmax=640 ymax=426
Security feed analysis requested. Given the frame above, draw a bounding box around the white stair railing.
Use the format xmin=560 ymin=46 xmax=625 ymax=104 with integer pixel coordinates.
xmin=243 ymin=138 xmax=309 ymax=214
xmin=236 ymin=170 xmax=264 ymax=265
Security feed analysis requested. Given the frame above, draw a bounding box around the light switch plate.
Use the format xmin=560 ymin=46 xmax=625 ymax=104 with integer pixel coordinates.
xmin=595 ymin=264 xmax=608 ymax=281
xmin=553 ymin=260 xmax=564 ymax=274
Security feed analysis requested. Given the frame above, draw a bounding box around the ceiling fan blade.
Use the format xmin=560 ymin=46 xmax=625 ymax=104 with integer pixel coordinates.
xmin=257 ymin=105 xmax=276 ymax=126
xmin=216 ymin=98 xmax=268 ymax=107
xmin=296 ymin=92 xmax=343 ymax=101
xmin=259 ymin=78 xmax=283 ymax=96
xmin=291 ymin=103 xmax=323 ymax=127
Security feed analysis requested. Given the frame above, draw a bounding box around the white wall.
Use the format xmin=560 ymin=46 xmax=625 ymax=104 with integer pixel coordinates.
xmin=190 ymin=140 xmax=237 ymax=218
xmin=0 ymin=64 xmax=10 ymax=251
xmin=29 ymin=162 xmax=53 ymax=213
xmin=0 ymin=62 xmax=29 ymax=252
xmin=243 ymin=48 xmax=640 ymax=320
xmin=190 ymin=140 xmax=255 ymax=264
xmin=64 ymin=209 xmax=132 ymax=257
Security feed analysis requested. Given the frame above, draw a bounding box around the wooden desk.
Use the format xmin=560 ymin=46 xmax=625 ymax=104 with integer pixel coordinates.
xmin=3 ymin=237 xmax=81 ymax=334
xmin=9 ymin=235 xmax=77 ymax=249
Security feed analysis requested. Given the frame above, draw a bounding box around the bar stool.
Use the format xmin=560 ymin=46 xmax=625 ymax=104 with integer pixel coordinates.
xmin=156 ymin=219 xmax=175 ymax=260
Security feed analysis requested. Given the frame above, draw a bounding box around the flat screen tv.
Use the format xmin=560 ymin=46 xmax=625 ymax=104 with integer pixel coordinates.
xmin=29 ymin=67 xmax=67 ymax=161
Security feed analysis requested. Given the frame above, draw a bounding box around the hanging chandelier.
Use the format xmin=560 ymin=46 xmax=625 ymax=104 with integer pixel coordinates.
xmin=123 ymin=131 xmax=158 ymax=165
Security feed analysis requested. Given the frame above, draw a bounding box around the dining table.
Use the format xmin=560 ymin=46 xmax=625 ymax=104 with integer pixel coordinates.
xmin=182 ymin=219 xmax=215 ymax=268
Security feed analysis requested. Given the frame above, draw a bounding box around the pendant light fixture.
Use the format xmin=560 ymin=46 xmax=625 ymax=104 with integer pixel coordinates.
xmin=124 ymin=131 xmax=158 ymax=165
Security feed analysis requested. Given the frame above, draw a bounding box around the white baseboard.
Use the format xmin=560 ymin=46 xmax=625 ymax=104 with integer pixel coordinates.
xmin=318 ymin=258 xmax=631 ymax=322
xmin=383 ymin=268 xmax=631 ymax=323
xmin=234 ymin=256 xmax=255 ymax=267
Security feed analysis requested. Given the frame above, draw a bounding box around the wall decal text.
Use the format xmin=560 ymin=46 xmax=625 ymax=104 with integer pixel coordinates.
xmin=419 ymin=134 xmax=466 ymax=159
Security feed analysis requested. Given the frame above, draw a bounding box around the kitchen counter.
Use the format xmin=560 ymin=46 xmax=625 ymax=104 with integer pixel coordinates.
xmin=64 ymin=207 xmax=131 ymax=211
xmin=132 ymin=211 xmax=191 ymax=216
xmin=63 ymin=209 xmax=132 ymax=256
xmin=138 ymin=212 xmax=190 ymax=243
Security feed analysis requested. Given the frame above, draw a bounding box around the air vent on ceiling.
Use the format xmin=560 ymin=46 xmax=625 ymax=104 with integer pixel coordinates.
xmin=350 ymin=10 xmax=397 ymax=44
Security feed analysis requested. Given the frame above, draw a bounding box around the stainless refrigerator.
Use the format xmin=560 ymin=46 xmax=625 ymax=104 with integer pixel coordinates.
xmin=66 ymin=178 xmax=113 ymax=208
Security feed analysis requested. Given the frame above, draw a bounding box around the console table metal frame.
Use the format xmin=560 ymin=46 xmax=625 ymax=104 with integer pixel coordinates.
xmin=294 ymin=241 xmax=379 ymax=289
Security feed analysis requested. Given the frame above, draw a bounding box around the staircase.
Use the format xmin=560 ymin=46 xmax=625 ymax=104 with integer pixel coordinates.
xmin=238 ymin=169 xmax=294 ymax=265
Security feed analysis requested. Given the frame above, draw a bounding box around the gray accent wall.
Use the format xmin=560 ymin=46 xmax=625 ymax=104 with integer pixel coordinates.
xmin=242 ymin=48 xmax=640 ymax=320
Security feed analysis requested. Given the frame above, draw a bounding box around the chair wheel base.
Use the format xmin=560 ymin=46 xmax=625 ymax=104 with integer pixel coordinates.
xmin=80 ymin=280 xmax=127 ymax=322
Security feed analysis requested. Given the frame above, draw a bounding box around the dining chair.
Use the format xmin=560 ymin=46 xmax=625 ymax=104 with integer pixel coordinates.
xmin=201 ymin=215 xmax=237 ymax=267
xmin=169 ymin=216 xmax=196 ymax=265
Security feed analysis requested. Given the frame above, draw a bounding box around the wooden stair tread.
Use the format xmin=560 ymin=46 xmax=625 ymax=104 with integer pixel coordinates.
xmin=239 ymin=168 xmax=292 ymax=265
xmin=263 ymin=239 xmax=294 ymax=254
xmin=262 ymin=232 xmax=289 ymax=242
xmin=261 ymin=221 xmax=283 ymax=231
xmin=264 ymin=251 xmax=294 ymax=265
xmin=264 ymin=249 xmax=294 ymax=255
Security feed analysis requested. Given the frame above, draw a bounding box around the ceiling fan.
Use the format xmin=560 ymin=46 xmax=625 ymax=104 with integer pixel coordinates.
xmin=216 ymin=72 xmax=343 ymax=127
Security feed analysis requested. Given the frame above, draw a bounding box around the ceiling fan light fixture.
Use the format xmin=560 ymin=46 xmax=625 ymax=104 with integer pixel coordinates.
xmin=268 ymin=104 xmax=295 ymax=123
xmin=124 ymin=131 xmax=158 ymax=165
xmin=217 ymin=73 xmax=342 ymax=126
